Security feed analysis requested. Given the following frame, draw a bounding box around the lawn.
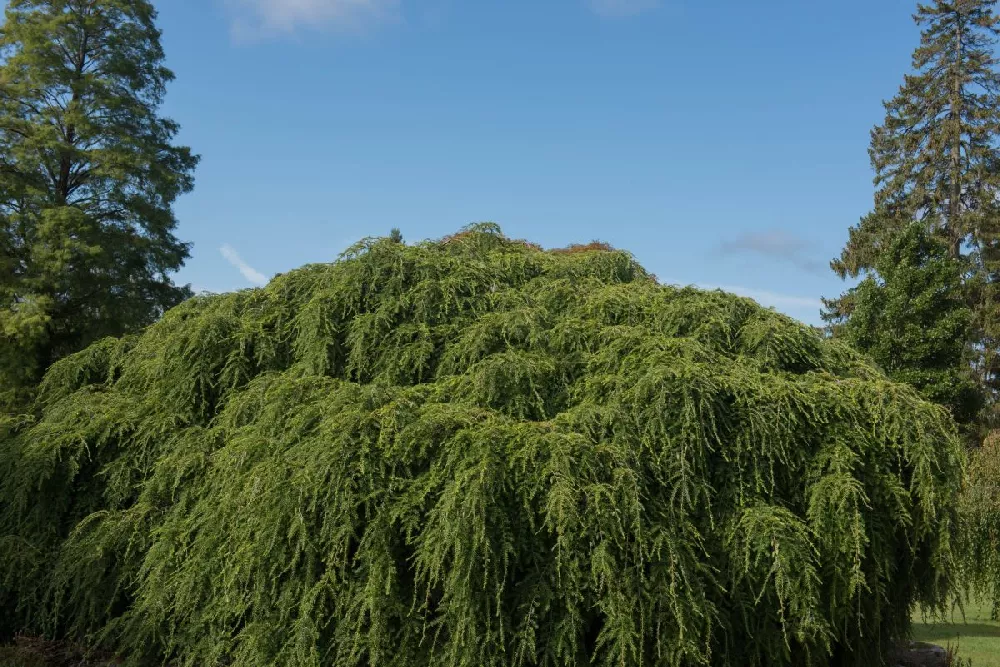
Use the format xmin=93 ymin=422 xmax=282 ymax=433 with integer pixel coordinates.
xmin=912 ymin=597 xmax=1000 ymax=667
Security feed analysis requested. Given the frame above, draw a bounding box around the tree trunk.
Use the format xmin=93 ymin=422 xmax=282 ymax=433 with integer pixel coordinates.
xmin=950 ymin=13 xmax=964 ymax=259
xmin=58 ymin=12 xmax=89 ymax=205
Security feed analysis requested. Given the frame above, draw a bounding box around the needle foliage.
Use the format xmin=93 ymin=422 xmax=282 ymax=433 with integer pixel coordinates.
xmin=0 ymin=225 xmax=965 ymax=666
xmin=963 ymin=429 xmax=1000 ymax=615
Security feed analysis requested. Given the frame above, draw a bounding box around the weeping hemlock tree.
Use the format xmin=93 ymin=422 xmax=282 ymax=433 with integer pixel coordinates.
xmin=824 ymin=0 xmax=1000 ymax=426
xmin=0 ymin=0 xmax=198 ymax=409
xmin=0 ymin=226 xmax=965 ymax=666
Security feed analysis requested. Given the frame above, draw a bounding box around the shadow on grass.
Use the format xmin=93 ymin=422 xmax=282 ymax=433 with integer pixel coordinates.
xmin=928 ymin=622 xmax=1000 ymax=637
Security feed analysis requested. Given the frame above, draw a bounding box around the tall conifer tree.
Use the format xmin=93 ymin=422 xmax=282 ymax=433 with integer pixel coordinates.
xmin=0 ymin=0 xmax=197 ymax=407
xmin=826 ymin=0 xmax=1000 ymax=424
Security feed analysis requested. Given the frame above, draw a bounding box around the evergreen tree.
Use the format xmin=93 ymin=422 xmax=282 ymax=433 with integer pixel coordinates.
xmin=833 ymin=222 xmax=983 ymax=429
xmin=0 ymin=0 xmax=197 ymax=408
xmin=826 ymin=0 xmax=1000 ymax=420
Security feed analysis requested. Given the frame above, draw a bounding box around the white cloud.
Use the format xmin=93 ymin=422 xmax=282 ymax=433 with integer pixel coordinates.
xmin=220 ymin=244 xmax=269 ymax=286
xmin=588 ymin=0 xmax=660 ymax=18
xmin=225 ymin=0 xmax=398 ymax=39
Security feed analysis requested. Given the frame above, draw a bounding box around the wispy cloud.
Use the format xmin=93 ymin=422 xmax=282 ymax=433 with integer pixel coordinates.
xmin=224 ymin=0 xmax=399 ymax=40
xmin=588 ymin=0 xmax=660 ymax=18
xmin=220 ymin=244 xmax=268 ymax=286
xmin=717 ymin=229 xmax=827 ymax=275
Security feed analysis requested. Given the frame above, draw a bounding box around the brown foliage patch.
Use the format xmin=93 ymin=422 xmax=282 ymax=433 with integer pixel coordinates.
xmin=549 ymin=241 xmax=615 ymax=255
xmin=986 ymin=430 xmax=999 ymax=449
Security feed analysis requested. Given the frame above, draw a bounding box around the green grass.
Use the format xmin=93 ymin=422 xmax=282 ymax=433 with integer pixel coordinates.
xmin=913 ymin=598 xmax=1000 ymax=667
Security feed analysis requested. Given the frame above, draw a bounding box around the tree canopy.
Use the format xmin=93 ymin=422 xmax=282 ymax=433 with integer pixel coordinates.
xmin=0 ymin=225 xmax=965 ymax=667
xmin=833 ymin=222 xmax=983 ymax=430
xmin=0 ymin=0 xmax=198 ymax=409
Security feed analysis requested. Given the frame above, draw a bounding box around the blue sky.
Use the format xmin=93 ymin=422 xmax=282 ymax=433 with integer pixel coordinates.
xmin=152 ymin=0 xmax=922 ymax=324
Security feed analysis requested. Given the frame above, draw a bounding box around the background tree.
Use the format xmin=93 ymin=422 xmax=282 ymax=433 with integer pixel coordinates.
xmin=0 ymin=0 xmax=197 ymax=408
xmin=973 ymin=235 xmax=1000 ymax=428
xmin=832 ymin=222 xmax=983 ymax=430
xmin=825 ymin=0 xmax=1000 ymax=425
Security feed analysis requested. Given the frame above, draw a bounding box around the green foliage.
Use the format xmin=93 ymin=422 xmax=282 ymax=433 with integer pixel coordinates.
xmin=0 ymin=225 xmax=965 ymax=666
xmin=963 ymin=430 xmax=1000 ymax=615
xmin=831 ymin=223 xmax=982 ymax=429
xmin=0 ymin=0 xmax=198 ymax=408
xmin=826 ymin=0 xmax=1000 ymax=422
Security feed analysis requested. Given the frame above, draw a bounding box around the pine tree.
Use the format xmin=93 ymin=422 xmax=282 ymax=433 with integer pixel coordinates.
xmin=0 ymin=0 xmax=198 ymax=408
xmin=826 ymin=0 xmax=1000 ymax=421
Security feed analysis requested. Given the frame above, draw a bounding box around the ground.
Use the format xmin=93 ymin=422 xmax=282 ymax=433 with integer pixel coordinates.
xmin=0 ymin=636 xmax=118 ymax=666
xmin=912 ymin=597 xmax=1000 ymax=667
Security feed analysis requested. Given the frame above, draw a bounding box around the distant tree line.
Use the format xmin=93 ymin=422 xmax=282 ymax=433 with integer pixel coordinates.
xmin=824 ymin=0 xmax=1000 ymax=442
